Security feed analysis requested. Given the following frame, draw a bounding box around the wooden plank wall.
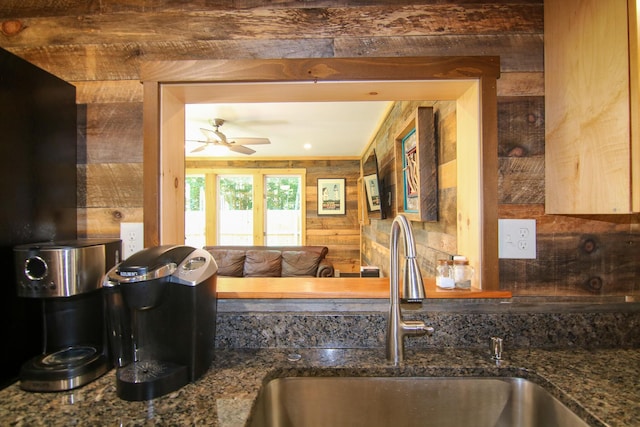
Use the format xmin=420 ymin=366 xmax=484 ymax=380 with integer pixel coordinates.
xmin=362 ymin=100 xmax=457 ymax=280
xmin=186 ymin=158 xmax=362 ymax=273
xmin=1 ymin=0 xmax=638 ymax=296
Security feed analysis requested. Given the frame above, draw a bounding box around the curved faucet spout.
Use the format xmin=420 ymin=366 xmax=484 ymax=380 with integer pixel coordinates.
xmin=386 ymin=215 xmax=434 ymax=365
xmin=389 ymin=215 xmax=425 ymax=304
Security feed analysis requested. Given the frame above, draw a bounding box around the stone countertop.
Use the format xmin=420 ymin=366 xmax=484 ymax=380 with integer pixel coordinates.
xmin=0 ymin=347 xmax=638 ymax=426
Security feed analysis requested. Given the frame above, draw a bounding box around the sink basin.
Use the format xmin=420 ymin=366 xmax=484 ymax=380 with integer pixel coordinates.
xmin=248 ymin=376 xmax=590 ymax=427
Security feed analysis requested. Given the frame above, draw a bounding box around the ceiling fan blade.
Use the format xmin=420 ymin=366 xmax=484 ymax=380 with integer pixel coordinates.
xmin=214 ymin=129 xmax=227 ymax=143
xmin=228 ymin=145 xmax=256 ymax=155
xmin=200 ymin=128 xmax=214 ymax=139
xmin=200 ymin=128 xmax=223 ymax=142
xmin=230 ymin=137 xmax=271 ymax=146
xmin=190 ymin=145 xmax=207 ymax=153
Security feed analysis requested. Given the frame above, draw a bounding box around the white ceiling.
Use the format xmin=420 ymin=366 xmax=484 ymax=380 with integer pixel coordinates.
xmin=185 ymin=101 xmax=393 ymax=158
xmin=181 ymin=79 xmax=475 ymax=159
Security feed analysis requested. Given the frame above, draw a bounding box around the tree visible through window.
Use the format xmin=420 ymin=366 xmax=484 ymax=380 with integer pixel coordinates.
xmin=185 ymin=170 xmax=305 ymax=247
xmin=219 ymin=176 xmax=253 ymax=210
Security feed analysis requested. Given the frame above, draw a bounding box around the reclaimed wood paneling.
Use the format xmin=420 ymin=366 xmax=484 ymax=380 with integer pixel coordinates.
xmin=78 ymin=207 xmax=143 ymax=237
xmin=0 ymin=0 xmax=546 ymax=19
xmin=3 ymin=0 xmax=637 ymax=296
xmin=79 ymin=163 xmax=143 ymax=208
xmin=500 ymin=232 xmax=640 ymax=296
xmin=1 ymin=5 xmax=542 ymax=48
xmin=335 ymin=34 xmax=543 ymax=72
xmin=83 ymin=102 xmax=143 ymax=164
xmin=361 ymin=100 xmax=457 ymax=277
xmin=74 ymin=80 xmax=143 ymax=104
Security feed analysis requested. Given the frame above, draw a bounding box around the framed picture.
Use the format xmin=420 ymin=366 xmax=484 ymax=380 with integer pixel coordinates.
xmin=317 ymin=178 xmax=346 ymax=215
xmin=401 ymin=128 xmax=419 ymax=211
xmin=363 ymin=173 xmax=381 ymax=212
xmin=394 ymin=106 xmax=438 ymax=222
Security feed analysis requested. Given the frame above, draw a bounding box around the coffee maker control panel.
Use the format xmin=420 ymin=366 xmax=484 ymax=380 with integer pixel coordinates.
xmin=14 ymin=239 xmax=122 ymax=298
xmin=172 ymin=252 xmax=218 ymax=286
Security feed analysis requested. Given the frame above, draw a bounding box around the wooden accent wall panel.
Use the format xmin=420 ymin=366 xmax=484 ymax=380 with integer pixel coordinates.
xmin=361 ymin=100 xmax=457 ymax=277
xmin=2 ymin=0 xmax=637 ymax=296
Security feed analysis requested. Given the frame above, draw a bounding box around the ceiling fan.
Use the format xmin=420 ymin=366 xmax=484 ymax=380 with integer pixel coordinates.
xmin=188 ymin=118 xmax=271 ymax=155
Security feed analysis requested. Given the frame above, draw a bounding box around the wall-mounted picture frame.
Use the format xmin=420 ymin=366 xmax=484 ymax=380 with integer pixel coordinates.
xmin=317 ymin=178 xmax=346 ymax=215
xmin=394 ymin=106 xmax=438 ymax=222
xmin=363 ymin=173 xmax=381 ymax=212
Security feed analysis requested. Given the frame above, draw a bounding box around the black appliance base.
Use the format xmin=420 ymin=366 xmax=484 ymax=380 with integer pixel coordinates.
xmin=115 ymin=360 xmax=188 ymax=401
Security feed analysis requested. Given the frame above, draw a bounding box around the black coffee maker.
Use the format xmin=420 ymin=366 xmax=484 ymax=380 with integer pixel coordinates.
xmin=102 ymin=245 xmax=218 ymax=401
xmin=13 ymin=239 xmax=121 ymax=391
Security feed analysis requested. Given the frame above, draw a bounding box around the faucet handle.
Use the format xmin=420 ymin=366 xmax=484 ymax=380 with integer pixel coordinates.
xmin=403 ymin=320 xmax=434 ymax=337
xmin=491 ymin=337 xmax=503 ymax=360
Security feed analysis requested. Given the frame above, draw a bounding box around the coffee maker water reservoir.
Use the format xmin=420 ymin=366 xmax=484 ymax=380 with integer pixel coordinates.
xmin=102 ymin=245 xmax=218 ymax=401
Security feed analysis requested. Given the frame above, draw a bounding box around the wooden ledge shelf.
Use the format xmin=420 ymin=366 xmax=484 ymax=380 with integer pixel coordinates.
xmin=216 ymin=277 xmax=511 ymax=299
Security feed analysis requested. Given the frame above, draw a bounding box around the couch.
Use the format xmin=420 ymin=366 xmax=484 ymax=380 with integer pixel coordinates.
xmin=203 ymin=245 xmax=335 ymax=278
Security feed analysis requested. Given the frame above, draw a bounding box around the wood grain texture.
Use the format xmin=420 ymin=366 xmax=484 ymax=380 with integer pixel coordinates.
xmin=78 ymin=163 xmax=143 ymax=208
xmin=1 ymin=5 xmax=542 ymax=49
xmin=498 ymin=157 xmax=544 ymax=204
xmin=500 ymin=232 xmax=640 ymax=296
xmin=140 ymin=56 xmax=500 ymax=84
xmin=3 ymin=0 xmax=637 ymax=296
xmin=630 ymin=0 xmax=640 ymax=212
xmin=545 ymin=0 xmax=633 ymax=214
xmin=497 ymin=72 xmax=544 ymax=97
xmin=394 ymin=106 xmax=438 ymax=222
xmin=362 ymin=100 xmax=458 ymax=279
xmin=6 ymin=40 xmax=335 ymax=81
xmin=0 ymin=0 xmax=545 ymax=18
xmin=216 ymin=276 xmax=511 ymax=299
xmin=83 ymin=102 xmax=143 ymax=164
xmin=74 ymin=80 xmax=143 ymax=104
xmin=335 ymin=34 xmax=543 ymax=72
xmin=78 ymin=207 xmax=143 ymax=237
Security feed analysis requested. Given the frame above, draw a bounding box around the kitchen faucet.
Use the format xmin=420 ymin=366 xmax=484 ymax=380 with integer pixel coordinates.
xmin=386 ymin=214 xmax=434 ymax=365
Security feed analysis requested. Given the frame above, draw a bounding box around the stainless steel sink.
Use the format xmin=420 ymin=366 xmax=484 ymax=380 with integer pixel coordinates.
xmin=248 ymin=376 xmax=590 ymax=427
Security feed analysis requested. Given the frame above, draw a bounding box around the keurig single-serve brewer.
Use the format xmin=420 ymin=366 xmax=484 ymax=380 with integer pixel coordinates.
xmin=13 ymin=239 xmax=121 ymax=391
xmin=102 ymin=245 xmax=218 ymax=401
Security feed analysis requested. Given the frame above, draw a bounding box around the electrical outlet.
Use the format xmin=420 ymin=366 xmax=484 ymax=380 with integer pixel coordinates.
xmin=498 ymin=219 xmax=536 ymax=259
xmin=120 ymin=222 xmax=144 ymax=260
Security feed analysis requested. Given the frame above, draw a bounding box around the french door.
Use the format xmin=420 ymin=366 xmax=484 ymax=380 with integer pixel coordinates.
xmin=185 ymin=169 xmax=305 ymax=246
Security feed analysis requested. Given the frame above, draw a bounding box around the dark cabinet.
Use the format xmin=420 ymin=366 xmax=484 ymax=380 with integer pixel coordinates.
xmin=0 ymin=48 xmax=77 ymax=387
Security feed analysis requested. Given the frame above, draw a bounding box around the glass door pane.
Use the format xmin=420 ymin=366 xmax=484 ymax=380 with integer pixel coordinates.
xmin=265 ymin=175 xmax=302 ymax=245
xmin=217 ymin=175 xmax=254 ymax=244
xmin=185 ymin=174 xmax=206 ymax=247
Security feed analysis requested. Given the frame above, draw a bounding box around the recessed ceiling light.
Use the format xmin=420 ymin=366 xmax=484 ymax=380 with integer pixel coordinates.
xmin=304 ymin=143 xmax=312 ymax=150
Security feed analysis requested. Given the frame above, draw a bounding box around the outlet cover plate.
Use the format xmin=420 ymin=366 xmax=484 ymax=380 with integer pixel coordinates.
xmin=498 ymin=219 xmax=536 ymax=259
xmin=120 ymin=222 xmax=144 ymax=260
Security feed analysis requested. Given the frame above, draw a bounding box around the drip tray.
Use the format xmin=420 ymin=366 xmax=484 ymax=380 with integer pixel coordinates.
xmin=20 ymin=346 xmax=109 ymax=392
xmin=116 ymin=360 xmax=188 ymax=401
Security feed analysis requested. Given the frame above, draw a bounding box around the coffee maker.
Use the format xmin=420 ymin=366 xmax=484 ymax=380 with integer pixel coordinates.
xmin=13 ymin=239 xmax=121 ymax=391
xmin=102 ymin=245 xmax=218 ymax=401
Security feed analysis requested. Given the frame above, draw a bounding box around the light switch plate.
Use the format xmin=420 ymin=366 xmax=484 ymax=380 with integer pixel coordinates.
xmin=498 ymin=219 xmax=536 ymax=259
xmin=120 ymin=222 xmax=144 ymax=260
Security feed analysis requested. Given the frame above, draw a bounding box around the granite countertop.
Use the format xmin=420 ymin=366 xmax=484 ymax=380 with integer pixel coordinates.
xmin=0 ymin=347 xmax=638 ymax=426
